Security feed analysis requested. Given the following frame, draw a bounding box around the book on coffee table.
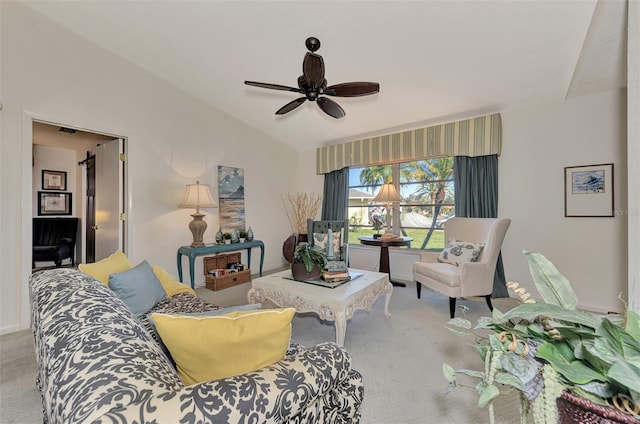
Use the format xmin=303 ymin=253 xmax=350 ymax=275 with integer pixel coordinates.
xmin=322 ymin=269 xmax=350 ymax=282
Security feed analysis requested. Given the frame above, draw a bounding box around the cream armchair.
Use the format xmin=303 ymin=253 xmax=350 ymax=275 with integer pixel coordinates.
xmin=412 ymin=217 xmax=511 ymax=318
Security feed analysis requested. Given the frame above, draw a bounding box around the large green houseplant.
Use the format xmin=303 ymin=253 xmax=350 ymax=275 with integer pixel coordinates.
xmin=443 ymin=251 xmax=640 ymax=424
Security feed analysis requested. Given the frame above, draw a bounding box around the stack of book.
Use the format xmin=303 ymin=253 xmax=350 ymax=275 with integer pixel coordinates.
xmin=322 ymin=261 xmax=349 ymax=283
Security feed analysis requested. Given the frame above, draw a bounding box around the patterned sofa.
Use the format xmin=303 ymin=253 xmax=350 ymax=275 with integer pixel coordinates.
xmin=29 ymin=268 xmax=363 ymax=423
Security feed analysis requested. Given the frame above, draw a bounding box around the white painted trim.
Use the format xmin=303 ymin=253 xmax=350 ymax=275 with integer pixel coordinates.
xmin=20 ymin=111 xmax=133 ymax=330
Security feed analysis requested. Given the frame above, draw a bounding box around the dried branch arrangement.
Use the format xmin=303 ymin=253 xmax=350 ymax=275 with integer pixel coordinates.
xmin=282 ymin=192 xmax=322 ymax=234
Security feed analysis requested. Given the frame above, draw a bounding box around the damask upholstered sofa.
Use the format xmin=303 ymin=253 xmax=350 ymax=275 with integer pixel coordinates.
xmin=29 ymin=268 xmax=363 ymax=423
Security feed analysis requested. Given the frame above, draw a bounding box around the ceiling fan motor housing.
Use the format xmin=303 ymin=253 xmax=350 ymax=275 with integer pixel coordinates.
xmin=245 ymin=37 xmax=379 ymax=118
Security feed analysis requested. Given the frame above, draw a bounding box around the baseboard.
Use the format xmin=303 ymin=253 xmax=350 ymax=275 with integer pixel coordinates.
xmin=0 ymin=324 xmax=21 ymax=336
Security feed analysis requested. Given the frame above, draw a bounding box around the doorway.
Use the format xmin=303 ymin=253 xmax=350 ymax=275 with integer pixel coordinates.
xmin=31 ymin=121 xmax=127 ymax=267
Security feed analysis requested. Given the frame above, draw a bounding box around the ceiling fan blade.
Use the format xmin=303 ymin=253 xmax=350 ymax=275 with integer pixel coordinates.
xmin=325 ymin=82 xmax=380 ymax=97
xmin=245 ymin=81 xmax=302 ymax=93
xmin=302 ymin=53 xmax=325 ymax=87
xmin=275 ymin=97 xmax=307 ymax=115
xmin=317 ymin=97 xmax=345 ymax=119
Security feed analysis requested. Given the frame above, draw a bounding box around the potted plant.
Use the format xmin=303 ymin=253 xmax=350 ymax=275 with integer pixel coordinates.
xmin=223 ymin=232 xmax=232 ymax=244
xmin=291 ymin=242 xmax=326 ymax=281
xmin=443 ymin=251 xmax=640 ymax=424
xmin=238 ymin=230 xmax=247 ymax=243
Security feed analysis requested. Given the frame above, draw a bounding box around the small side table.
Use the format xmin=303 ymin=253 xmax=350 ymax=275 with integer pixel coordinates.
xmin=177 ymin=240 xmax=265 ymax=289
xmin=358 ymin=236 xmax=412 ymax=287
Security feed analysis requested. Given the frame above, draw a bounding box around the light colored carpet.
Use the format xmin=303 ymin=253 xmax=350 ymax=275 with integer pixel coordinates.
xmin=1 ymin=278 xmax=527 ymax=423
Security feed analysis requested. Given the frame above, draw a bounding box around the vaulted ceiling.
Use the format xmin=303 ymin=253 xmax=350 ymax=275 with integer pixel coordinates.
xmin=21 ymin=0 xmax=628 ymax=151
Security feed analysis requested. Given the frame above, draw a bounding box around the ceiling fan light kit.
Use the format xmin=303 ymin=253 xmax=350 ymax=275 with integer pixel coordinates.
xmin=245 ymin=37 xmax=379 ymax=119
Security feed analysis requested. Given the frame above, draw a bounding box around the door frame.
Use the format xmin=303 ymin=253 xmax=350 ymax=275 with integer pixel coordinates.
xmin=21 ymin=111 xmax=131 ymax=329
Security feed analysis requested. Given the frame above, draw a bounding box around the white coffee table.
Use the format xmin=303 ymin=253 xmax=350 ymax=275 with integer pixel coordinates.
xmin=247 ymin=268 xmax=392 ymax=345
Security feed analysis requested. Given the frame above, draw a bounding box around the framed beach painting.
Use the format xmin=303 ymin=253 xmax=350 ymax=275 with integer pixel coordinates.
xmin=564 ymin=163 xmax=614 ymax=217
xmin=217 ymin=166 xmax=246 ymax=232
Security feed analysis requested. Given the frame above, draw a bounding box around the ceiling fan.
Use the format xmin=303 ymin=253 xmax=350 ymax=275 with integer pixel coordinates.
xmin=244 ymin=37 xmax=380 ymax=119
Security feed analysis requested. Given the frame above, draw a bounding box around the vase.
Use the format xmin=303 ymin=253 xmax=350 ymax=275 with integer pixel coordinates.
xmin=239 ymin=237 xmax=245 ymax=243
xmin=291 ymin=262 xmax=322 ymax=281
xmin=215 ymin=228 xmax=224 ymax=244
xmin=246 ymin=227 xmax=254 ymax=241
xmin=224 ymin=239 xmax=231 ymax=245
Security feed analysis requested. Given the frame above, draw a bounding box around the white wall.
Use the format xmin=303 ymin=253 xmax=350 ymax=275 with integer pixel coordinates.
xmin=499 ymin=89 xmax=627 ymax=314
xmin=1 ymin=2 xmax=298 ymax=333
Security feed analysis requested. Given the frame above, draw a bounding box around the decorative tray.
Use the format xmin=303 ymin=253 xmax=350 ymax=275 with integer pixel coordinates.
xmin=283 ymin=272 xmax=363 ymax=289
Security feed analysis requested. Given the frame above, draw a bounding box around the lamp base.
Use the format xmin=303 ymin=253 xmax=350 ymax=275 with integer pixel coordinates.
xmin=188 ymin=212 xmax=207 ymax=248
xmin=384 ymin=207 xmax=394 ymax=235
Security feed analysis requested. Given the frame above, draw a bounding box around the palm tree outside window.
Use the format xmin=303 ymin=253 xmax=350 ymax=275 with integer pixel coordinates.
xmin=347 ymin=158 xmax=454 ymax=250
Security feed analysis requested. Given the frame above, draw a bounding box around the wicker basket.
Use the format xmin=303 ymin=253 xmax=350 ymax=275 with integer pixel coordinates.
xmin=557 ymin=391 xmax=639 ymax=424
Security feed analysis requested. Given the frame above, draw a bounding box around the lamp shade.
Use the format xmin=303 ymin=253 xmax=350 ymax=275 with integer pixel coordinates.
xmin=373 ymin=182 xmax=400 ymax=204
xmin=179 ymin=181 xmax=217 ymax=209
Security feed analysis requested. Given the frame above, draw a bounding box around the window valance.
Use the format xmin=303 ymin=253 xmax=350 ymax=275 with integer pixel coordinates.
xmin=316 ymin=113 xmax=502 ymax=174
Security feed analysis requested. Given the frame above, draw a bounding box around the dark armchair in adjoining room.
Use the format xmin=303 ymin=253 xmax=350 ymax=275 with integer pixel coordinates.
xmin=33 ymin=217 xmax=79 ymax=268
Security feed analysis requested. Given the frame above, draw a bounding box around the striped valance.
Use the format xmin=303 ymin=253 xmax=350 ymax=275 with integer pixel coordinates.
xmin=316 ymin=113 xmax=502 ymax=174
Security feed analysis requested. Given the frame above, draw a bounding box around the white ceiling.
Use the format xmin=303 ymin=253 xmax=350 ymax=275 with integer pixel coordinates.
xmin=21 ymin=0 xmax=628 ymax=152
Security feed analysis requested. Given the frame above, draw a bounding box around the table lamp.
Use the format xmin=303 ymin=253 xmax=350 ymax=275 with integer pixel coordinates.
xmin=373 ymin=182 xmax=400 ymax=235
xmin=179 ymin=181 xmax=217 ymax=247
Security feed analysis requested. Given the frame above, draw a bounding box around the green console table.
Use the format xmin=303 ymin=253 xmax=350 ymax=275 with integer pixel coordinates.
xmin=177 ymin=240 xmax=265 ymax=289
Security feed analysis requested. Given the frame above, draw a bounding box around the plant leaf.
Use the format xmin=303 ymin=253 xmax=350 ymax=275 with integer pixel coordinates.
xmin=523 ymin=251 xmax=578 ymax=309
xmin=494 ymin=372 xmax=525 ymax=391
xmin=442 ymin=362 xmax=456 ymax=383
xmin=499 ymin=303 xmax=600 ymax=329
xmin=448 ymin=317 xmax=472 ymax=329
xmin=445 ymin=326 xmax=469 ymax=337
xmin=536 ymin=342 xmax=606 ymax=384
xmin=477 ymin=383 xmax=500 ymax=408
xmin=608 ymin=360 xmax=640 ymax=394
xmin=456 ymin=369 xmax=486 ymax=379
xmin=626 ymin=309 xmax=640 ymax=340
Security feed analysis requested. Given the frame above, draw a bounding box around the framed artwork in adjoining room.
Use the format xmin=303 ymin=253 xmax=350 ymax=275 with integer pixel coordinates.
xmin=42 ymin=170 xmax=67 ymax=191
xmin=38 ymin=191 xmax=72 ymax=216
xmin=564 ymin=163 xmax=614 ymax=217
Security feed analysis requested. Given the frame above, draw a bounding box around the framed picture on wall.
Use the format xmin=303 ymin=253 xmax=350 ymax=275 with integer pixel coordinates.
xmin=38 ymin=191 xmax=72 ymax=216
xmin=564 ymin=163 xmax=614 ymax=217
xmin=42 ymin=170 xmax=67 ymax=191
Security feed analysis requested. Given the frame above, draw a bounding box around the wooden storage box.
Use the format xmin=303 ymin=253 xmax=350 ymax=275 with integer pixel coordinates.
xmin=203 ymin=252 xmax=251 ymax=291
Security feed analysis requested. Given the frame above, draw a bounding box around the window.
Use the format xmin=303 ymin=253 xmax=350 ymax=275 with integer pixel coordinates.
xmin=347 ymin=158 xmax=455 ymax=250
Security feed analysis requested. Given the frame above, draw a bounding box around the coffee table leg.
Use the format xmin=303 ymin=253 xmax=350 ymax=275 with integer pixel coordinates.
xmin=383 ymin=281 xmax=393 ymax=318
xmin=335 ymin=311 xmax=347 ymax=346
xmin=247 ymin=287 xmax=264 ymax=304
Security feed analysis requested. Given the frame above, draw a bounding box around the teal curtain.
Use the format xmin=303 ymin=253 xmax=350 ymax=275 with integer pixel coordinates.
xmin=321 ymin=167 xmax=349 ymax=220
xmin=454 ymin=155 xmax=508 ymax=298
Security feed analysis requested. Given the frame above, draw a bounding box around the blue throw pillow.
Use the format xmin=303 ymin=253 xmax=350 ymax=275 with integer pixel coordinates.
xmin=109 ymin=260 xmax=166 ymax=317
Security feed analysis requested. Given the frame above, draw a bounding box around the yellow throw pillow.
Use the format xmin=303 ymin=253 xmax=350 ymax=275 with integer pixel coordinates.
xmin=78 ymin=250 xmax=133 ymax=285
xmin=152 ymin=265 xmax=196 ymax=297
xmin=151 ymin=308 xmax=295 ymax=385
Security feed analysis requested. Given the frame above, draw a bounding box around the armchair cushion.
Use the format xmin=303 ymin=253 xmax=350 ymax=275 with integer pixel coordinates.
xmin=151 ymin=308 xmax=295 ymax=384
xmin=438 ymin=240 xmax=484 ymax=266
xmin=413 ymin=262 xmax=460 ymax=288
